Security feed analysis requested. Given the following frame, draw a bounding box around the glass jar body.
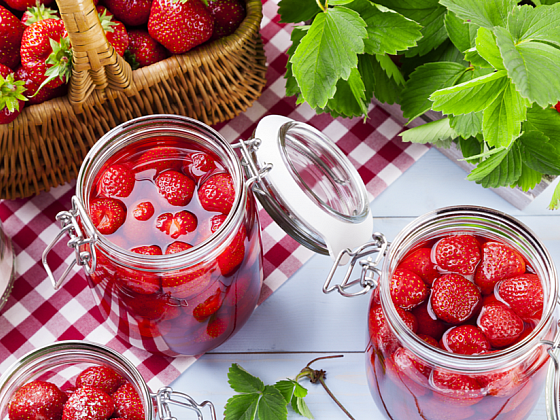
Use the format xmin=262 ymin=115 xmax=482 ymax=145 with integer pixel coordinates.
xmin=365 ymin=207 xmax=558 ymax=420
xmin=74 ymin=115 xmax=263 ymax=356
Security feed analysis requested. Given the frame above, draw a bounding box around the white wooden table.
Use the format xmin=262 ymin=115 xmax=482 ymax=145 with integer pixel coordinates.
xmin=171 ymin=148 xmax=560 ymax=420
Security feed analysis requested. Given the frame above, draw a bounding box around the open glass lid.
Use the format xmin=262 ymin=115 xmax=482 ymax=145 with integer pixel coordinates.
xmin=245 ymin=115 xmax=373 ymax=260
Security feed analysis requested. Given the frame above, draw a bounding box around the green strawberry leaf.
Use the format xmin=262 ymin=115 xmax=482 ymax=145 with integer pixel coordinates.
xmin=475 ymin=27 xmax=505 ymax=70
xmin=293 ymin=382 xmax=308 ymax=398
xmin=494 ymin=26 xmax=560 ymax=108
xmin=482 ymin=80 xmax=529 ymax=148
xmin=464 ymin=47 xmax=492 ymax=68
xmin=291 ymin=396 xmax=314 ymax=419
xmin=228 ymin=364 xmax=265 ymax=394
xmin=458 ymin=136 xmax=483 ymax=164
xmin=519 ymin=130 xmax=560 ymax=175
xmin=257 ymin=386 xmax=288 ymax=420
xmin=291 ymin=6 xmax=367 ymax=109
xmin=285 ymin=27 xmax=308 ymax=98
xmin=400 ymin=39 xmax=467 ymax=78
xmin=224 ymin=394 xmax=259 ymax=420
xmin=370 ymin=54 xmax=401 ymax=104
xmin=444 ymin=11 xmax=478 ymax=53
xmin=278 ymin=0 xmax=321 ymax=23
xmin=549 ymin=181 xmax=560 ymax=210
xmin=466 ymin=143 xmax=523 ymax=188
xmin=439 ymin=0 xmax=517 ymax=29
xmin=515 ymin=163 xmax=543 ymax=192
xmin=345 ymin=0 xmax=422 ymax=55
xmin=274 ymin=380 xmax=297 ymax=404
xmin=506 ymin=4 xmax=560 ymax=46
xmin=376 ymin=0 xmax=448 ymax=57
xmin=450 ymin=112 xmax=483 ymax=138
xmin=401 ymin=61 xmax=467 ymax=121
xmin=429 ymin=70 xmax=508 ymax=115
xmin=400 ymin=118 xmax=458 ymax=144
xmin=375 ymin=54 xmax=405 ymax=86
xmin=526 ymin=105 xmax=560 ymax=152
xmin=323 ymin=67 xmax=368 ymax=117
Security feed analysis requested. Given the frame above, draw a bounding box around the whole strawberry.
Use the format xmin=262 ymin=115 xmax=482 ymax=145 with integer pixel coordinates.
xmin=62 ymin=386 xmax=114 ymax=420
xmin=8 ymin=380 xmax=68 ymax=420
xmin=126 ymin=29 xmax=169 ymax=68
xmin=430 ymin=273 xmax=481 ymax=324
xmin=104 ymin=0 xmax=152 ymax=27
xmin=434 ymin=234 xmax=481 ymax=276
xmin=390 ymin=267 xmax=428 ymax=310
xmin=148 ymin=0 xmax=214 ymax=54
xmin=0 ymin=6 xmax=25 ymax=69
xmin=97 ymin=163 xmax=135 ymax=198
xmin=477 ymin=302 xmax=524 ymax=348
xmin=135 ymin=146 xmax=183 ymax=174
xmin=198 ymin=172 xmax=235 ymax=214
xmin=206 ymin=0 xmax=245 ymax=40
xmin=398 ymin=247 xmax=439 ymax=286
xmin=497 ymin=273 xmax=543 ymax=322
xmin=15 ymin=64 xmax=67 ymax=105
xmin=5 ymin=0 xmax=54 ymax=12
xmin=474 ymin=241 xmax=526 ymax=295
xmin=76 ymin=365 xmax=125 ymax=395
xmin=0 ymin=64 xmax=27 ymax=124
xmin=431 ymin=369 xmax=484 ymax=406
xmin=184 ymin=151 xmax=216 ymax=181
xmin=155 ymin=170 xmax=195 ymax=206
xmin=21 ymin=4 xmax=60 ymax=26
xmin=411 ymin=301 xmax=446 ymax=340
xmin=209 ymin=214 xmax=246 ymax=276
xmin=97 ymin=7 xmax=129 ymax=57
xmin=440 ymin=325 xmax=491 ymax=355
xmin=89 ymin=197 xmax=127 ymax=234
xmin=112 ymin=382 xmax=145 ymax=420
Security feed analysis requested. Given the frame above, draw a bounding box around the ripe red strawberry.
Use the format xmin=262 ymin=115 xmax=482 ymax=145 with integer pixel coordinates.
xmin=21 ymin=4 xmax=59 ymax=26
xmin=15 ymin=65 xmax=67 ymax=105
xmin=97 ymin=164 xmax=135 ymax=198
xmin=156 ymin=210 xmax=197 ymax=239
xmin=97 ymin=7 xmax=129 ymax=57
xmin=116 ymin=247 xmax=161 ymax=294
xmin=135 ymin=146 xmax=182 ymax=174
xmin=104 ymin=0 xmax=152 ymax=26
xmin=198 ymin=172 xmax=235 ymax=214
xmin=161 ymin=261 xmax=212 ymax=299
xmin=76 ymin=365 xmax=125 ymax=395
xmin=556 ymin=102 xmax=560 ymax=113
xmin=131 ymin=245 xmax=162 ymax=255
xmin=193 ymin=287 xmax=225 ymax=321
xmin=497 ymin=273 xmax=543 ymax=322
xmin=430 ymin=274 xmax=481 ymax=324
xmin=418 ymin=334 xmax=439 ymax=348
xmin=147 ymin=0 xmax=214 ymax=54
xmin=126 ymin=29 xmax=169 ymax=68
xmin=8 ymin=380 xmax=68 ymax=420
xmin=398 ymin=248 xmax=439 ymax=286
xmin=0 ymin=6 xmax=25 ymax=69
xmin=476 ymin=363 xmax=524 ymax=397
xmin=434 ymin=234 xmax=481 ymax=276
xmin=20 ymin=19 xmax=71 ymax=90
xmin=62 ymin=386 xmax=114 ymax=420
xmin=113 ymin=383 xmax=144 ymax=420
xmin=0 ymin=64 xmax=26 ymax=124
xmin=132 ymin=201 xmax=154 ymax=221
xmin=184 ymin=151 xmax=217 ymax=181
xmin=390 ymin=267 xmax=428 ymax=310
xmin=165 ymin=240 xmax=192 ymax=254
xmin=206 ymin=0 xmax=245 ymax=40
xmin=368 ymin=303 xmax=398 ymax=352
xmin=155 ymin=170 xmax=195 ymax=206
xmin=440 ymin=325 xmax=490 ymax=355
xmin=5 ymin=0 xmax=54 ymax=11
xmin=411 ymin=301 xmax=446 ymax=340
xmin=474 ymin=241 xmax=526 ymax=295
xmin=431 ymin=369 xmax=484 ymax=406
xmin=207 ymin=316 xmax=229 ymax=338
xmin=89 ymin=197 xmax=127 ymax=235
xmin=477 ymin=302 xmax=524 ymax=347
xmin=210 ymin=214 xmax=246 ymax=276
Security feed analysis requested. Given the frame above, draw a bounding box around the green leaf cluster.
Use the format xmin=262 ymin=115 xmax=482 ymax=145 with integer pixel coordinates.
xmin=224 ymin=364 xmax=313 ymax=420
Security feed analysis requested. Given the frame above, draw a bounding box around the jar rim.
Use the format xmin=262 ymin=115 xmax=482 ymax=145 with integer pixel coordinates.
xmin=379 ymin=205 xmax=558 ymax=372
xmin=74 ymin=114 xmax=246 ymax=271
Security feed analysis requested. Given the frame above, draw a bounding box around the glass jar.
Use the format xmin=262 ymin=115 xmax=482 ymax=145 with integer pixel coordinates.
xmin=326 ymin=206 xmax=559 ymax=420
xmin=0 ymin=341 xmax=216 ymax=419
xmin=42 ymin=114 xmax=373 ymax=356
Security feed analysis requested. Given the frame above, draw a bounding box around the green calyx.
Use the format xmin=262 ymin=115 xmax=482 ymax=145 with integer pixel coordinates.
xmin=98 ymin=8 xmax=117 ymax=33
xmin=124 ymin=50 xmax=140 ymax=70
xmin=0 ymin=74 xmax=27 ymax=112
xmin=34 ymin=36 xmax=73 ymax=96
xmin=24 ymin=2 xmax=59 ymax=26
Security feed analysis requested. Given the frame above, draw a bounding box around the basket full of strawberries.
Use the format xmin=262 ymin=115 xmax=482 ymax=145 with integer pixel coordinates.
xmin=0 ymin=0 xmax=266 ymax=199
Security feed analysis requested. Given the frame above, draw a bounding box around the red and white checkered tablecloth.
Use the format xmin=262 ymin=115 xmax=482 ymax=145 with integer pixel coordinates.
xmin=0 ymin=0 xmax=429 ymax=391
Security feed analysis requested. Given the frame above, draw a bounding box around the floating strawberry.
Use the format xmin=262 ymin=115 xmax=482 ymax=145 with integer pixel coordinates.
xmin=431 ymin=368 xmax=484 ymax=406
xmin=434 ymin=234 xmax=481 ymax=276
xmin=398 ymin=247 xmax=439 ymax=286
xmin=390 ymin=267 xmax=428 ymax=310
xmin=368 ymin=303 xmax=398 ymax=352
xmin=15 ymin=64 xmax=67 ymax=105
xmin=440 ymin=325 xmax=490 ymax=355
xmin=155 ymin=170 xmax=195 ymax=206
xmin=21 ymin=4 xmax=59 ymax=26
xmin=477 ymin=302 xmax=524 ymax=347
xmin=104 ymin=0 xmax=152 ymax=26
xmin=418 ymin=334 xmax=439 ymax=348
xmin=474 ymin=241 xmax=526 ymax=295
xmin=390 ymin=347 xmax=431 ymax=397
xmin=193 ymin=286 xmax=225 ymax=321
xmin=116 ymin=246 xmax=161 ymax=294
xmin=62 ymin=386 xmax=114 ymax=420
xmin=198 ymin=172 xmax=235 ymax=214
xmin=97 ymin=163 xmax=135 ymax=198
xmin=89 ymin=197 xmax=127 ymax=235
xmin=132 ymin=201 xmax=154 ymax=221
xmin=0 ymin=64 xmax=26 ymax=124
xmin=147 ymin=0 xmax=214 ymax=55
xmin=206 ymin=0 xmax=245 ymax=39
xmin=0 ymin=6 xmax=25 ymax=69
xmin=97 ymin=6 xmax=129 ymax=57
xmin=76 ymin=365 xmax=125 ymax=395
xmin=207 ymin=316 xmax=229 ymax=338
xmin=476 ymin=363 xmax=524 ymax=397
xmin=126 ymin=29 xmax=169 ymax=68
xmin=135 ymin=146 xmax=183 ymax=174
xmin=156 ymin=210 xmax=197 ymax=239
xmin=161 ymin=261 xmax=212 ymax=299
xmin=184 ymin=151 xmax=217 ymax=181
xmin=131 ymin=244 xmax=162 ymax=255
xmin=497 ymin=273 xmax=543 ymax=322
xmin=165 ymin=240 xmax=192 ymax=254
xmin=411 ymin=301 xmax=446 ymax=340
xmin=210 ymin=214 xmax=246 ymax=276
xmin=112 ymin=382 xmax=145 ymax=420
xmin=123 ymin=292 xmax=181 ymax=321
xmin=430 ymin=274 xmax=481 ymax=324
xmin=8 ymin=380 xmax=68 ymax=420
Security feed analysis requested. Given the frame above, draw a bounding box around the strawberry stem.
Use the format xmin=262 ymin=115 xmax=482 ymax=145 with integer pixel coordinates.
xmin=0 ymin=74 xmax=27 ymax=112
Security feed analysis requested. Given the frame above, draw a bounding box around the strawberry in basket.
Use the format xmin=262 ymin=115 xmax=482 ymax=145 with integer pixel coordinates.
xmin=21 ymin=3 xmax=60 ymax=26
xmin=4 ymin=0 xmax=54 ymax=12
xmin=0 ymin=5 xmax=26 ymax=70
xmin=0 ymin=63 xmax=27 ymax=124
xmin=97 ymin=6 xmax=129 ymax=57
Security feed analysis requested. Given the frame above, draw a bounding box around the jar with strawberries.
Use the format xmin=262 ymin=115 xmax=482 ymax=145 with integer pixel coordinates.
xmin=0 ymin=340 xmax=216 ymax=419
xmin=324 ymin=206 xmax=559 ymax=420
xmin=42 ymin=114 xmax=373 ymax=356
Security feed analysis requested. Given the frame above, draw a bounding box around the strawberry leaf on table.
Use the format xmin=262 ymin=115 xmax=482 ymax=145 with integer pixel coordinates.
xmin=290 ymin=6 xmax=367 ymax=109
xmin=277 ymin=0 xmax=320 ymax=23
xmin=228 ymin=364 xmax=265 ymax=394
xmin=275 ymin=380 xmax=312 ymax=418
xmin=519 ymin=130 xmax=560 ymax=175
xmin=439 ymin=0 xmax=516 ymax=29
xmin=467 ymin=143 xmax=523 ymax=188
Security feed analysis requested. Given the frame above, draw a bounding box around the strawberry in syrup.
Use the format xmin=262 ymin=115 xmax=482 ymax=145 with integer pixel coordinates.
xmin=390 ymin=267 xmax=428 ymax=310
xmin=434 ymin=234 xmax=481 ymax=276
xmin=76 ymin=365 xmax=125 ymax=394
xmin=430 ymin=273 xmax=481 ymax=324
xmin=8 ymin=380 xmax=68 ymax=420
xmin=112 ymin=382 xmax=145 ymax=420
xmin=497 ymin=273 xmax=543 ymax=322
xmin=474 ymin=241 xmax=526 ymax=295
xmin=198 ymin=172 xmax=235 ymax=214
xmin=62 ymin=386 xmax=114 ymax=420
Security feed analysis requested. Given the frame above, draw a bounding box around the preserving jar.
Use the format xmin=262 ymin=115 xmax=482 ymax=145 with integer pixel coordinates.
xmin=324 ymin=206 xmax=559 ymax=420
xmin=42 ymin=114 xmax=373 ymax=356
xmin=0 ymin=340 xmax=216 ymax=419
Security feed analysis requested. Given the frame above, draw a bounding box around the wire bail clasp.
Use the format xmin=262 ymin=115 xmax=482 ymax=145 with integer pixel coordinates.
xmin=232 ymin=138 xmax=272 ymax=188
xmin=322 ymin=233 xmax=388 ymax=298
xmin=154 ymin=387 xmax=217 ymax=420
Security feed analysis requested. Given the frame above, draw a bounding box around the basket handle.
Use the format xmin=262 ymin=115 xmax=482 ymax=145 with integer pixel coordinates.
xmin=56 ymin=0 xmax=135 ymax=112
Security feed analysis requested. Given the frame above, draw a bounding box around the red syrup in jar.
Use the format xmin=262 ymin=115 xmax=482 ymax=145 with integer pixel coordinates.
xmin=86 ymin=136 xmax=263 ymax=356
xmin=366 ymin=233 xmax=548 ymax=420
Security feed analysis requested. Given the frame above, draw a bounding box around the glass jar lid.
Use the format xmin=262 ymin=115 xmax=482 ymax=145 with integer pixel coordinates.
xmin=248 ymin=115 xmax=373 ymax=259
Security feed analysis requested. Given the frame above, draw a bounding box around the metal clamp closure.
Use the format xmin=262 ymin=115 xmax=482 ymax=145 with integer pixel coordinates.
xmin=41 ymin=196 xmax=98 ymax=290
xmin=154 ymin=386 xmax=217 ymax=420
xmin=322 ymin=233 xmax=388 ymax=298
xmin=232 ymin=138 xmax=272 ymax=189
xmin=543 ymin=319 xmax=560 ymax=420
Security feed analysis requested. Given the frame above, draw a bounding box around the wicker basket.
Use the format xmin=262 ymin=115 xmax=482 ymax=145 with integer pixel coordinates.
xmin=0 ymin=0 xmax=267 ymax=199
